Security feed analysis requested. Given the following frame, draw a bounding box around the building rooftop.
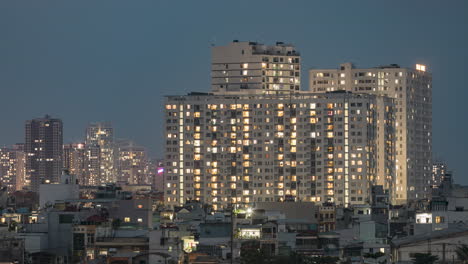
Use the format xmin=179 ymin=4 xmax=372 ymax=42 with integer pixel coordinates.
xmin=165 ymin=90 xmax=386 ymax=100
xmin=227 ymin=40 xmax=300 ymax=56
xmin=392 ymin=223 xmax=468 ymax=247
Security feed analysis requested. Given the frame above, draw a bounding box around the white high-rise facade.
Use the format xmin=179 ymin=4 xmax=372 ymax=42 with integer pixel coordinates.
xmin=85 ymin=122 xmax=115 ymax=185
xmin=0 ymin=145 xmax=26 ymax=192
xmin=163 ymin=92 xmax=395 ymax=210
xmin=211 ymin=41 xmax=300 ymax=94
xmin=309 ymin=63 xmax=432 ymax=204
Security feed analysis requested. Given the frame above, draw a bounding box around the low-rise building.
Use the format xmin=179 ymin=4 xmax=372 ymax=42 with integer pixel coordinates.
xmin=392 ymin=224 xmax=468 ymax=263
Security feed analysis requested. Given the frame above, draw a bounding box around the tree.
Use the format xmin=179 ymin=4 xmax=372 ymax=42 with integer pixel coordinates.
xmin=280 ymin=251 xmax=309 ymax=264
xmin=240 ymin=247 xmax=269 ymax=264
xmin=8 ymin=220 xmax=17 ymax=232
xmin=363 ymin=252 xmax=385 ymax=259
xmin=411 ymin=253 xmax=438 ymax=264
xmin=112 ymin=218 xmax=121 ymax=230
xmin=271 ymin=253 xmax=338 ymax=264
xmin=455 ymin=244 xmax=468 ymax=264
xmin=309 ymin=256 xmax=339 ymax=264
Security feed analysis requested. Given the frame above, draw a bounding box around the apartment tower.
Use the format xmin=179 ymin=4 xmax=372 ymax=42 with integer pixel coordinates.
xmin=163 ymin=92 xmax=395 ymax=210
xmin=116 ymin=139 xmax=149 ymax=185
xmin=432 ymin=161 xmax=448 ymax=189
xmin=309 ymin=63 xmax=432 ymax=204
xmin=0 ymin=144 xmax=26 ymax=192
xmin=85 ymin=122 xmax=115 ymax=185
xmin=63 ymin=143 xmax=86 ymax=185
xmin=25 ymin=115 xmax=63 ymax=192
xmin=211 ymin=41 xmax=300 ymax=94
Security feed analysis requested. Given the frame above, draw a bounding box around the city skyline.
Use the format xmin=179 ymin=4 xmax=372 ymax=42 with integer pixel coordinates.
xmin=0 ymin=1 xmax=467 ymax=184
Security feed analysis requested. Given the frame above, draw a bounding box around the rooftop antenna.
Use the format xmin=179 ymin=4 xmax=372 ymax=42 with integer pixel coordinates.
xmin=210 ymin=36 xmax=217 ymax=47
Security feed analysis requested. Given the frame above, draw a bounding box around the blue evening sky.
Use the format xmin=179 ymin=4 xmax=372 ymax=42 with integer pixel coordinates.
xmin=0 ymin=1 xmax=467 ymax=183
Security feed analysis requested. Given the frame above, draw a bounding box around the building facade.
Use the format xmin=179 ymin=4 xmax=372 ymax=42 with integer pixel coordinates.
xmin=116 ymin=139 xmax=150 ymax=185
xmin=211 ymin=41 xmax=300 ymax=94
xmin=85 ymin=122 xmax=115 ymax=185
xmin=309 ymin=63 xmax=432 ymax=204
xmin=0 ymin=144 xmax=26 ymax=192
xmin=63 ymin=143 xmax=86 ymax=185
xmin=431 ymin=161 xmax=448 ymax=189
xmin=164 ymin=92 xmax=395 ymax=210
xmin=25 ymin=115 xmax=63 ymax=192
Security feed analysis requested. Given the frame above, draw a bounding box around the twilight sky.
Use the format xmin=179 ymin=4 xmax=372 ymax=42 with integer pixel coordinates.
xmin=0 ymin=1 xmax=467 ymax=183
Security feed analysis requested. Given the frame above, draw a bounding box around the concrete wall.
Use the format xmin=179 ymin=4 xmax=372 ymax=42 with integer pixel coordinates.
xmin=39 ymin=183 xmax=79 ymax=208
xmin=394 ymin=233 xmax=468 ymax=262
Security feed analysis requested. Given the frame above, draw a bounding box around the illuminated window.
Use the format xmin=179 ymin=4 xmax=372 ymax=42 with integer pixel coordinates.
xmin=416 ymin=64 xmax=426 ymax=72
xmin=137 ymin=204 xmax=143 ymax=209
xmin=124 ymin=217 xmax=131 ymax=223
xmin=435 ymin=216 xmax=444 ymax=224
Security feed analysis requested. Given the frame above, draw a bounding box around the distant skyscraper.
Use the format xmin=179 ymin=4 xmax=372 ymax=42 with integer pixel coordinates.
xmin=85 ymin=122 xmax=115 ymax=185
xmin=63 ymin=143 xmax=86 ymax=185
xmin=211 ymin=41 xmax=301 ymax=94
xmin=432 ymin=161 xmax=449 ymax=188
xmin=154 ymin=160 xmax=164 ymax=191
xmin=12 ymin=144 xmax=27 ymax=191
xmin=25 ymin=115 xmax=63 ymax=192
xmin=309 ymin=63 xmax=432 ymax=204
xmin=116 ymin=139 xmax=149 ymax=185
xmin=164 ymin=92 xmax=395 ymax=210
xmin=0 ymin=144 xmax=26 ymax=192
xmin=83 ymin=145 xmax=100 ymax=186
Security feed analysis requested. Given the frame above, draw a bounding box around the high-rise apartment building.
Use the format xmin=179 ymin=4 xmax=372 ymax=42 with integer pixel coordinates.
xmin=25 ymin=115 xmax=63 ymax=192
xmin=0 ymin=144 xmax=26 ymax=192
xmin=164 ymin=92 xmax=395 ymax=210
xmin=63 ymin=143 xmax=86 ymax=185
xmin=83 ymin=145 xmax=100 ymax=186
xmin=211 ymin=41 xmax=300 ymax=94
xmin=116 ymin=139 xmax=149 ymax=185
xmin=85 ymin=122 xmax=115 ymax=185
xmin=432 ymin=161 xmax=448 ymax=189
xmin=309 ymin=63 xmax=432 ymax=204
